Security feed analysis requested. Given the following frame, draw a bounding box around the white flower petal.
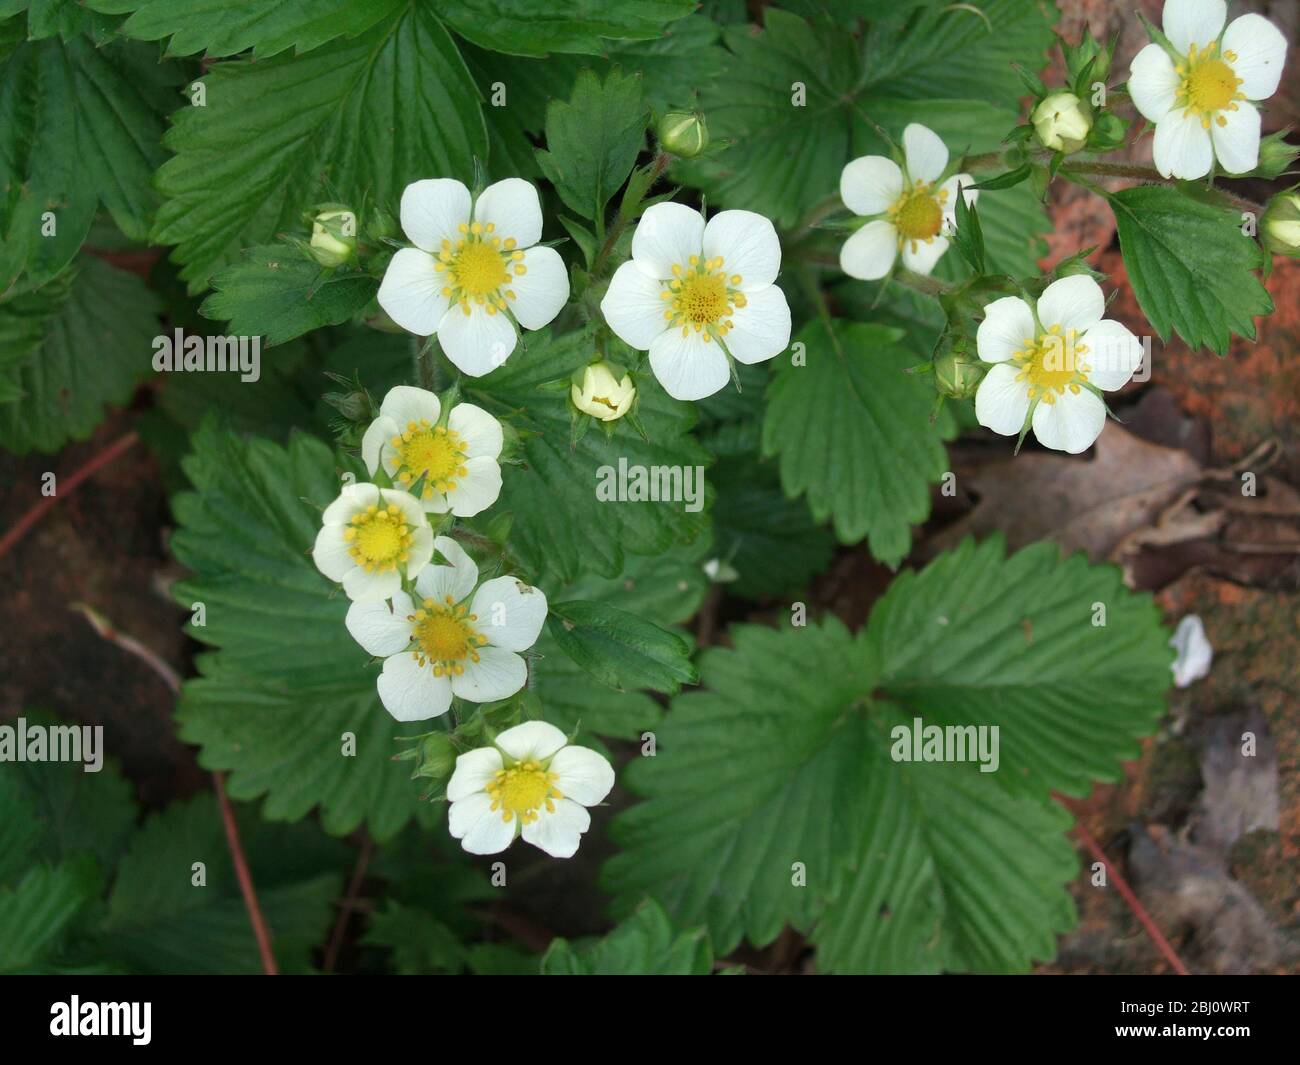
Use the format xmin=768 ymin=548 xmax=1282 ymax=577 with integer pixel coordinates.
xmin=321 ymin=481 xmax=377 ymax=525
xmin=1036 ymin=274 xmax=1105 ymax=333
xmin=1128 ymin=44 xmax=1181 ymax=123
xmin=415 ymin=536 xmax=479 ymax=604
xmin=405 ymin=523 xmax=434 ymax=580
xmin=448 ymin=403 xmax=502 ymax=459
xmin=449 ymin=792 xmax=517 ymax=854
xmin=1083 ymin=319 xmax=1145 ymax=391
xmin=702 ymin=209 xmax=782 ymax=291
xmin=902 ymin=122 xmax=949 ymax=183
xmin=549 ymin=746 xmax=615 ymax=806
xmin=496 ymin=721 xmax=567 ymax=763
xmin=1153 ymin=107 xmax=1213 ymax=179
xmin=342 ymin=565 xmax=401 ymax=603
xmin=376 ymin=651 xmax=454 ymax=721
xmin=631 ymin=201 xmax=705 ymax=280
xmin=346 ymin=595 xmax=414 ymax=657
xmin=648 ymin=326 xmax=730 ymax=401
xmin=840 ymin=155 xmax=905 ymax=217
xmin=1223 ymin=14 xmax=1287 ymax=100
xmin=977 ymin=296 xmax=1036 ymax=364
xmin=377 ymin=248 xmax=449 ymax=336
xmin=974 ymin=363 xmax=1032 ymax=437
xmin=521 ymin=798 xmax=590 ymax=859
xmin=839 ymin=220 xmax=898 ymax=280
xmin=1031 ymin=387 xmax=1106 ymax=453
xmin=472 ymin=575 xmax=548 ymax=651
xmin=601 ymin=260 xmax=670 ymax=350
xmin=313 ymin=525 xmax=354 ymax=582
xmin=380 ymin=385 xmax=441 ymax=428
xmin=900 ymin=235 xmax=949 ymax=275
xmin=400 ymin=178 xmax=471 ymax=254
xmin=472 ymin=177 xmax=543 ymax=249
xmin=1170 ymin=615 xmax=1213 ymax=687
xmin=361 ymin=415 xmax=397 ymax=477
xmin=437 ymin=301 xmax=517 ymax=377
xmin=452 ymin=644 xmax=528 ymax=703
xmin=1162 ymin=0 xmax=1226 ymax=56
xmin=446 ymin=746 xmax=505 ymax=802
xmin=1210 ymin=100 xmax=1261 ymax=175
xmin=441 ymin=455 xmax=501 ymax=518
xmin=939 ymin=173 xmax=978 ymax=215
xmin=723 ymin=284 xmax=790 ymax=365
xmin=508 ymin=245 xmax=569 ymax=330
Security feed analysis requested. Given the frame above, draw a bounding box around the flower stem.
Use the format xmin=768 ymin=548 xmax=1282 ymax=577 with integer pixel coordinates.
xmin=594 ymin=150 xmax=672 ymax=274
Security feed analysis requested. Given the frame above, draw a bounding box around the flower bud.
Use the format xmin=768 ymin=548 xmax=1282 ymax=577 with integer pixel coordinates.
xmin=657 ymin=110 xmax=709 ymax=158
xmin=1261 ymin=191 xmax=1300 ymax=256
xmin=1253 ymin=133 xmax=1300 ymax=181
xmin=571 ymin=361 xmax=636 ymax=421
xmin=1032 ymin=92 xmax=1092 ymax=154
xmin=413 ymin=733 xmax=456 ymax=781
xmin=310 ymin=207 xmax=357 ymax=267
xmin=933 ymin=345 xmax=986 ymax=399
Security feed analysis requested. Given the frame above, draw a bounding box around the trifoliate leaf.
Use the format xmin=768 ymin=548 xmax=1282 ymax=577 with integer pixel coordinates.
xmin=536 ymin=69 xmax=646 ymax=223
xmin=86 ymin=0 xmax=403 ymax=59
xmin=0 ymin=258 xmax=160 ymax=454
xmin=541 ymin=899 xmax=711 ymax=975
xmin=1110 ymin=184 xmax=1272 ymax=356
xmin=152 ymin=3 xmax=487 ymax=291
xmin=470 ymin=330 xmax=711 ymax=585
xmin=438 ymin=0 xmax=696 ymax=57
xmin=200 ymin=246 xmax=378 ymax=347
xmin=761 ymin=319 xmax=948 ymax=567
xmin=547 ymin=600 xmax=698 ymax=695
xmin=0 ymin=33 xmax=180 ymax=286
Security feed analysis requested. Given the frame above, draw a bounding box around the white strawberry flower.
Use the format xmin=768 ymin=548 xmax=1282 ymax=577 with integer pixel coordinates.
xmin=345 ymin=536 xmax=547 ymax=721
xmin=1129 ymin=0 xmax=1287 ymax=179
xmin=446 ymin=721 xmax=614 ymax=859
xmin=377 ymin=178 xmax=570 ymax=377
xmin=600 ymin=202 xmax=791 ymax=401
xmin=839 ymin=123 xmax=978 ymax=281
xmin=312 ymin=484 xmax=434 ymax=602
xmin=973 ymin=275 xmax=1144 ymax=454
xmin=360 ymin=385 xmax=502 ymax=516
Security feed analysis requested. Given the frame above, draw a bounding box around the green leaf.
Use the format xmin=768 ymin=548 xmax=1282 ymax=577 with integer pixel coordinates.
xmin=152 ymin=3 xmax=487 ymax=291
xmin=200 ymin=246 xmax=378 ymax=346
xmin=541 ymin=899 xmax=711 ymax=974
xmin=88 ymin=0 xmax=404 ymax=59
xmin=363 ymin=900 xmax=467 ymax=974
xmin=0 ymin=859 xmax=101 ymax=973
xmin=170 ymin=421 xmax=434 ymax=841
xmin=869 ymin=536 xmax=1173 ymax=797
xmin=0 ymin=258 xmax=160 ymax=454
xmin=536 ymin=69 xmax=646 ymax=222
xmin=0 ymin=268 xmax=75 ymax=404
xmin=547 ymin=600 xmax=698 ymax=695
xmin=1110 ymin=184 xmax=1272 ymax=356
xmin=438 ymin=0 xmax=695 ymax=57
xmin=471 ymin=330 xmax=711 ymax=585
xmin=761 ymin=319 xmax=948 ymax=566
xmin=0 ymin=33 xmax=180 ymax=286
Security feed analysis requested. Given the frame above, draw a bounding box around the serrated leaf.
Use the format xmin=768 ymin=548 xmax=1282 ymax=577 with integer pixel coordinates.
xmin=761 ymin=319 xmax=948 ymax=566
xmin=363 ymin=900 xmax=467 ymax=974
xmin=541 ymin=899 xmax=711 ymax=974
xmin=0 ymin=33 xmax=180 ymax=286
xmin=200 ymin=246 xmax=378 ymax=347
xmin=152 ymin=3 xmax=487 ymax=291
xmin=0 ymin=258 xmax=160 ymax=454
xmin=1110 ymin=184 xmax=1272 ymax=356
xmin=438 ymin=0 xmax=695 ymax=57
xmin=87 ymin=0 xmax=403 ymax=59
xmin=0 ymin=859 xmax=101 ymax=973
xmin=470 ymin=330 xmax=710 ymax=585
xmin=536 ymin=69 xmax=646 ymax=222
xmin=547 ymin=600 xmax=697 ymax=694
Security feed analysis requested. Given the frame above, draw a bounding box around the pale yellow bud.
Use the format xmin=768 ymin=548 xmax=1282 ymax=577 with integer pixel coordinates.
xmin=571 ymin=361 xmax=635 ymax=421
xmin=310 ymin=208 xmax=357 ymax=267
xmin=1032 ymin=92 xmax=1092 ymax=154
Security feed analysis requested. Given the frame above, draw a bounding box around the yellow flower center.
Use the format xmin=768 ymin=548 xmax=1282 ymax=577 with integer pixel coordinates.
xmin=343 ymin=503 xmax=414 ymax=573
xmin=486 ymin=760 xmax=563 ymax=825
xmin=890 ymin=180 xmax=948 ymax=250
xmin=1177 ymin=43 xmax=1244 ymax=127
xmin=1012 ymin=325 xmax=1091 ymax=405
xmin=659 ymin=255 xmax=746 ymax=344
xmin=409 ymin=595 xmax=488 ymax=676
xmin=434 ymin=221 xmax=526 ymax=317
xmin=389 ymin=419 xmax=468 ymax=499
